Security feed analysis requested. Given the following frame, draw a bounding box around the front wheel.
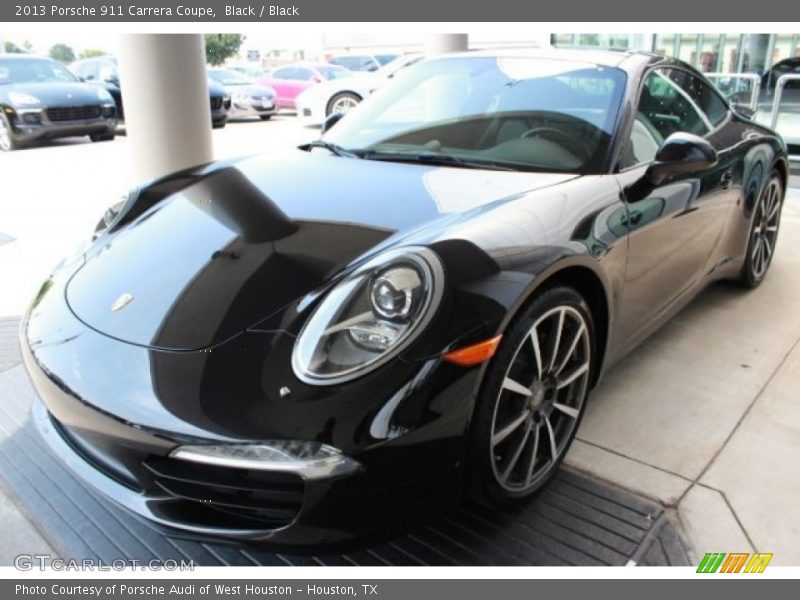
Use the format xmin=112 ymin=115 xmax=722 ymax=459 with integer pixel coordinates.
xmin=326 ymin=92 xmax=361 ymax=116
xmin=467 ymin=285 xmax=595 ymax=505
xmin=259 ymin=114 xmax=272 ymax=121
xmin=0 ymin=113 xmax=18 ymax=151
xmin=738 ymin=171 xmax=783 ymax=287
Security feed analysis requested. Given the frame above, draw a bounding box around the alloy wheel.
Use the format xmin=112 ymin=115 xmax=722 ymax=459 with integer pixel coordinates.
xmin=331 ymin=96 xmax=359 ymax=114
xmin=0 ymin=117 xmax=12 ymax=151
xmin=750 ymin=178 xmax=782 ymax=281
xmin=489 ymin=305 xmax=591 ymax=493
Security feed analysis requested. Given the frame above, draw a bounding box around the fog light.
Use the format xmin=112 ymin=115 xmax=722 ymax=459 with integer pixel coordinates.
xmin=170 ymin=441 xmax=362 ymax=480
xmin=22 ymin=112 xmax=42 ymax=124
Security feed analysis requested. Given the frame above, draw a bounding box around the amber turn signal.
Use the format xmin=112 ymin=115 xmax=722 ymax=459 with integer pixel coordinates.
xmin=442 ymin=335 xmax=503 ymax=366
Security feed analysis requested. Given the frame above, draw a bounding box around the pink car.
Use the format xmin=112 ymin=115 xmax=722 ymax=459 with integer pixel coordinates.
xmin=259 ymin=63 xmax=352 ymax=110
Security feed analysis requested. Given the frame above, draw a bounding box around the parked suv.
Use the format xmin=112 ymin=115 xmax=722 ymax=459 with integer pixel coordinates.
xmin=0 ymin=55 xmax=117 ymax=151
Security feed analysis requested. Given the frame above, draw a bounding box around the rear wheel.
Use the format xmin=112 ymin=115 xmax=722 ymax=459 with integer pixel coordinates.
xmin=0 ymin=113 xmax=18 ymax=151
xmin=326 ymin=92 xmax=361 ymax=116
xmin=739 ymin=172 xmax=783 ymax=287
xmin=468 ymin=285 xmax=595 ymax=505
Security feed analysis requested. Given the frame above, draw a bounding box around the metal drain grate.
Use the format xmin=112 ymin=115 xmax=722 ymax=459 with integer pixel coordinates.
xmin=0 ymin=337 xmax=689 ymax=566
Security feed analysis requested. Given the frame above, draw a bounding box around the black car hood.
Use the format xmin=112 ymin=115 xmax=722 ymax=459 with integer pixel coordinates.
xmin=65 ymin=151 xmax=575 ymax=350
xmin=5 ymin=82 xmax=104 ymax=106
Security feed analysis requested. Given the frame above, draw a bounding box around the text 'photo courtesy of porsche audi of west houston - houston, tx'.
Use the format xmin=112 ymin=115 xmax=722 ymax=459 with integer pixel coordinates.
xmin=20 ymin=48 xmax=788 ymax=545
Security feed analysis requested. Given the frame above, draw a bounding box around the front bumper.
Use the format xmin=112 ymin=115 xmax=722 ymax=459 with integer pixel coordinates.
xmin=230 ymin=98 xmax=277 ymax=118
xmin=20 ymin=268 xmax=474 ymax=545
xmin=295 ymin=95 xmax=326 ymax=125
xmin=8 ymin=105 xmax=117 ymax=143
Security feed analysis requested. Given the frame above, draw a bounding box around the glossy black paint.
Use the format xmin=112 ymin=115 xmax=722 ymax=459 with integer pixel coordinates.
xmin=21 ymin=50 xmax=789 ymax=545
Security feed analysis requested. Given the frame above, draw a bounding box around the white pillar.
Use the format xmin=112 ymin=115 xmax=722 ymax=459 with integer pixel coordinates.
xmin=118 ymin=34 xmax=213 ymax=183
xmin=426 ymin=34 xmax=469 ymax=56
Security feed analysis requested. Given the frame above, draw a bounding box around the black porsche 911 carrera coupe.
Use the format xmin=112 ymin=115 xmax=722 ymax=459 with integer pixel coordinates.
xmin=21 ymin=49 xmax=788 ymax=545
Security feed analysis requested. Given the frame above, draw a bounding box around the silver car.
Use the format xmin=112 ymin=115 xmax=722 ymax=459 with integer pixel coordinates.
xmin=207 ymin=68 xmax=277 ymax=120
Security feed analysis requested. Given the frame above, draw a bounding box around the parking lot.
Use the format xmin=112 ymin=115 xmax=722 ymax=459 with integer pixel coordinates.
xmin=2 ymin=114 xmax=800 ymax=564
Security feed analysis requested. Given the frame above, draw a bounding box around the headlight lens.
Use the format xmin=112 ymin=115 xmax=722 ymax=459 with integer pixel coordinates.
xmin=95 ymin=87 xmax=113 ymax=102
xmin=8 ymin=91 xmax=40 ymax=106
xmin=232 ymin=90 xmax=250 ymax=102
xmin=292 ymin=247 xmax=443 ymax=385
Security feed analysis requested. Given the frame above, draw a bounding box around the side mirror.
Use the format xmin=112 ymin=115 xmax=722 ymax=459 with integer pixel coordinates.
xmin=646 ymin=132 xmax=718 ymax=185
xmin=311 ymin=75 xmax=322 ymax=83
xmin=321 ymin=111 xmax=345 ymax=134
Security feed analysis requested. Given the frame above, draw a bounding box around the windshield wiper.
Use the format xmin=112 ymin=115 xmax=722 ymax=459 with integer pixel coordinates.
xmin=362 ymin=150 xmax=516 ymax=171
xmin=298 ymin=140 xmax=360 ymax=158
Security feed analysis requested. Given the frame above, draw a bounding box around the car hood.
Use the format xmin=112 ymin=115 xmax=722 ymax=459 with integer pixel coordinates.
xmin=65 ymin=151 xmax=576 ymax=350
xmin=227 ymin=83 xmax=274 ymax=98
xmin=5 ymin=82 xmax=104 ymax=106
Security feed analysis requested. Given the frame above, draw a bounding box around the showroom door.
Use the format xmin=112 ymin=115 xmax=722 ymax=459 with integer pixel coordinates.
xmin=615 ymin=67 xmax=736 ymax=345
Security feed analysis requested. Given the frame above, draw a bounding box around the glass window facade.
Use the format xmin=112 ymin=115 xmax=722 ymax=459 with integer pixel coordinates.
xmin=552 ymin=33 xmax=800 ymax=75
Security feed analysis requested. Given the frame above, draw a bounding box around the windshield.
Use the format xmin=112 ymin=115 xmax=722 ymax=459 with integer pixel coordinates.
xmin=325 ymin=56 xmax=627 ymax=173
xmin=208 ymin=69 xmax=252 ymax=86
xmin=318 ymin=65 xmax=351 ymax=80
xmin=0 ymin=58 xmax=78 ymax=85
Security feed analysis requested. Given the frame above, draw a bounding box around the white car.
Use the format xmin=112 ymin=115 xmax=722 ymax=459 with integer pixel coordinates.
xmin=296 ymin=54 xmax=422 ymax=124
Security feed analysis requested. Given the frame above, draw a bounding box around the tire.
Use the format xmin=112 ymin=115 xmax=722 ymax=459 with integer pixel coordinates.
xmin=467 ymin=285 xmax=596 ymax=506
xmin=90 ymin=132 xmax=115 ymax=143
xmin=259 ymin=114 xmax=272 ymax=121
xmin=738 ymin=171 xmax=783 ymax=288
xmin=212 ymin=120 xmax=227 ymax=129
xmin=326 ymin=92 xmax=361 ymax=117
xmin=0 ymin=113 xmax=19 ymax=151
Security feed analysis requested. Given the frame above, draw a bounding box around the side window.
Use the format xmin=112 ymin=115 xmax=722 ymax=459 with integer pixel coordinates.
xmin=333 ymin=57 xmax=358 ymax=71
xmin=97 ymin=61 xmax=116 ymax=83
xmin=624 ymin=69 xmax=710 ymax=167
xmin=272 ymin=67 xmax=294 ymax=80
xmin=667 ymin=69 xmax=728 ymax=127
xmin=294 ymin=67 xmax=315 ymax=81
xmin=79 ymin=60 xmax=99 ymax=81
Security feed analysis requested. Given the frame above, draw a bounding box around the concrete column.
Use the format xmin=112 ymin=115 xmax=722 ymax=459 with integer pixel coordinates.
xmin=426 ymin=34 xmax=469 ymax=56
xmin=118 ymin=34 xmax=213 ymax=183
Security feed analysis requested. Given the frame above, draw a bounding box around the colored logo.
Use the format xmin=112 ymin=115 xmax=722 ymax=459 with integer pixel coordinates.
xmin=697 ymin=552 xmax=773 ymax=573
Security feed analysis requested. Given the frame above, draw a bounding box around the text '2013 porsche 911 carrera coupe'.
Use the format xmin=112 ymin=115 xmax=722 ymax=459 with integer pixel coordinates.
xmin=21 ymin=49 xmax=788 ymax=545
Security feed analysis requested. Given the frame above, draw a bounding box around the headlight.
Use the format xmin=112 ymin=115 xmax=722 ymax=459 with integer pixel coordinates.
xmin=8 ymin=91 xmax=40 ymax=106
xmin=95 ymin=88 xmax=113 ymax=102
xmin=292 ymin=247 xmax=443 ymax=385
xmin=232 ymin=90 xmax=250 ymax=102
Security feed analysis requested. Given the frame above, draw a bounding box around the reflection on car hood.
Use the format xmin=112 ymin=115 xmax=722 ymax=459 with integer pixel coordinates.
xmin=65 ymin=151 xmax=576 ymax=350
xmin=4 ymin=82 xmax=105 ymax=106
